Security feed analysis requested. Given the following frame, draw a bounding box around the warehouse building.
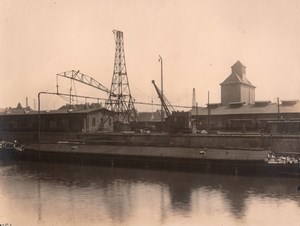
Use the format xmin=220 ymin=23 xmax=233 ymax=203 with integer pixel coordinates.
xmin=0 ymin=104 xmax=114 ymax=133
xmin=191 ymin=61 xmax=300 ymax=133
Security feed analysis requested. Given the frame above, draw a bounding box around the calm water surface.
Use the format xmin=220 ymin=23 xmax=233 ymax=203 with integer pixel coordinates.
xmin=0 ymin=160 xmax=300 ymax=226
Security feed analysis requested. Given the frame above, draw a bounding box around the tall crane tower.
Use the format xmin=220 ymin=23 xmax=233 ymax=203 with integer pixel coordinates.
xmin=106 ymin=30 xmax=138 ymax=122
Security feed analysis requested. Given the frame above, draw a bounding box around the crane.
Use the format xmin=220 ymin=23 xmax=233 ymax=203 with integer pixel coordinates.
xmin=152 ymin=80 xmax=175 ymax=118
xmin=56 ymin=70 xmax=114 ymax=96
xmin=56 ymin=30 xmax=139 ymax=132
xmin=106 ymin=30 xmax=138 ymax=122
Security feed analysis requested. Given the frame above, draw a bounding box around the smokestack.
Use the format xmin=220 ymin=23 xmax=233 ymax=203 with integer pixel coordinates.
xmin=192 ymin=88 xmax=196 ymax=109
xmin=26 ymin=97 xmax=28 ymax=108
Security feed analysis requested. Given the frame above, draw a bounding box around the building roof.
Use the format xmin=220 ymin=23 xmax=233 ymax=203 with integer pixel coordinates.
xmin=0 ymin=105 xmax=111 ymax=116
xmin=58 ymin=103 xmax=102 ymax=111
xmin=191 ymin=100 xmax=300 ymax=116
xmin=2 ymin=107 xmax=34 ymax=115
xmin=54 ymin=103 xmax=109 ymax=114
xmin=220 ymin=60 xmax=256 ymax=88
xmin=220 ymin=71 xmax=256 ymax=87
xmin=232 ymin=60 xmax=246 ymax=69
xmin=47 ymin=107 xmax=111 ymax=115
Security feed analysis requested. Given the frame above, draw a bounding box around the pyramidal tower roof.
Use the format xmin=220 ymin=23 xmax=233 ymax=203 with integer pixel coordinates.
xmin=220 ymin=60 xmax=255 ymax=88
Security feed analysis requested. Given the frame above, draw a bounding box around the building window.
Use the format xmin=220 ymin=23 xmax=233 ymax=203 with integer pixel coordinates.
xmin=92 ymin=117 xmax=96 ymax=127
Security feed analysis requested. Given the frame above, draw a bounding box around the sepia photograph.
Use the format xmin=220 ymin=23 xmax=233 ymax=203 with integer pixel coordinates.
xmin=0 ymin=0 xmax=300 ymax=225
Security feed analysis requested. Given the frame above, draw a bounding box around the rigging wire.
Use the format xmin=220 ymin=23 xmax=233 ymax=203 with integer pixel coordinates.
xmin=51 ymin=92 xmax=192 ymax=109
xmin=55 ymin=75 xmax=192 ymax=109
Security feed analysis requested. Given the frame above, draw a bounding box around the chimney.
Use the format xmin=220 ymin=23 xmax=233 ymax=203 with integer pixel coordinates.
xmin=192 ymin=88 xmax=196 ymax=109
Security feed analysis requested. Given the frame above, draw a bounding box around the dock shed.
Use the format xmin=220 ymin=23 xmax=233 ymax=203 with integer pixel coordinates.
xmin=0 ymin=104 xmax=114 ymax=133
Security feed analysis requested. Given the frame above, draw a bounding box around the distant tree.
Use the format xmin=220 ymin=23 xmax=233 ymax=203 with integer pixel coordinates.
xmin=16 ymin=103 xmax=22 ymax=109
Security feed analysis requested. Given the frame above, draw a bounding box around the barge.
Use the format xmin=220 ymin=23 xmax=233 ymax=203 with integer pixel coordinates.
xmin=1 ymin=139 xmax=300 ymax=177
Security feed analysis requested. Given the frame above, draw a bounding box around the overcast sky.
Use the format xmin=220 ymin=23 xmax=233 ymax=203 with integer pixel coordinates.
xmin=1 ymin=0 xmax=300 ymax=111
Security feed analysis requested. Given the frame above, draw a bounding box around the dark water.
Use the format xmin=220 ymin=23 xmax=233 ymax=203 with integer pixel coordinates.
xmin=0 ymin=161 xmax=300 ymax=226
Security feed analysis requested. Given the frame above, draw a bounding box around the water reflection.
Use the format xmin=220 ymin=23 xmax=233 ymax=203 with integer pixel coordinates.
xmin=0 ymin=160 xmax=300 ymax=225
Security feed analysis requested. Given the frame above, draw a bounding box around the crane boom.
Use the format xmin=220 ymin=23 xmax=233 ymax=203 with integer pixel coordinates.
xmin=57 ymin=70 xmax=113 ymax=95
xmin=152 ymin=80 xmax=175 ymax=118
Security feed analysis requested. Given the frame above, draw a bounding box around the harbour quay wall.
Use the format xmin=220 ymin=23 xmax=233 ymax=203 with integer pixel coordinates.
xmin=270 ymin=135 xmax=300 ymax=153
xmin=0 ymin=132 xmax=299 ymax=153
xmin=102 ymin=133 xmax=299 ymax=153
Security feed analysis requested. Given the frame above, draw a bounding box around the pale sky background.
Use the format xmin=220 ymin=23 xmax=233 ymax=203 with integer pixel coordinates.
xmin=1 ymin=0 xmax=300 ymax=111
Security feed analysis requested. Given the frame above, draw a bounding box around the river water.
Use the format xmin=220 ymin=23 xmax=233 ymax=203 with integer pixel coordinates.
xmin=0 ymin=160 xmax=300 ymax=226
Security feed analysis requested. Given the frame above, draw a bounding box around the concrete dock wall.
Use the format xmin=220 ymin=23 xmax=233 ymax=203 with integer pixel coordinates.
xmin=270 ymin=136 xmax=300 ymax=153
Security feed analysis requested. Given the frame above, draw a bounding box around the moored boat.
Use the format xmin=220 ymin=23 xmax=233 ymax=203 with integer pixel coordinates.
xmin=5 ymin=141 xmax=298 ymax=177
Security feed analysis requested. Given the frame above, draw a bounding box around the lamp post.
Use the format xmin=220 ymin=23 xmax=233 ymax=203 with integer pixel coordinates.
xmin=277 ymin=97 xmax=280 ymax=120
xmin=208 ymin=90 xmax=211 ymax=132
xmin=158 ymin=55 xmax=163 ymax=124
xmin=38 ymin=92 xmax=42 ymax=159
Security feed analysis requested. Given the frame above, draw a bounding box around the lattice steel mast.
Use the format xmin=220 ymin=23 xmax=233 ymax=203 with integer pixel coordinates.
xmin=106 ymin=30 xmax=138 ymax=122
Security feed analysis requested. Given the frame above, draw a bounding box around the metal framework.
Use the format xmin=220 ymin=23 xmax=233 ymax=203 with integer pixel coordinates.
xmin=105 ymin=30 xmax=138 ymax=122
xmin=152 ymin=80 xmax=175 ymax=118
xmin=56 ymin=70 xmax=112 ymax=94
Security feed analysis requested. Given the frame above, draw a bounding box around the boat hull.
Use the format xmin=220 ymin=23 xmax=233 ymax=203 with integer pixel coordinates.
xmin=10 ymin=143 xmax=300 ymax=177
